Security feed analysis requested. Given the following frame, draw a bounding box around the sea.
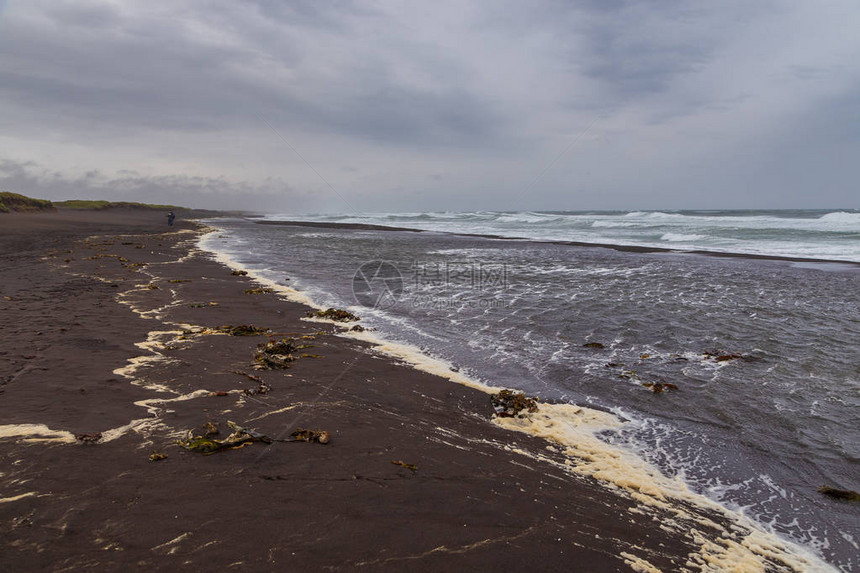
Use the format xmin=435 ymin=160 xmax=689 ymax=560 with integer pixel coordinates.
xmin=200 ymin=210 xmax=859 ymax=571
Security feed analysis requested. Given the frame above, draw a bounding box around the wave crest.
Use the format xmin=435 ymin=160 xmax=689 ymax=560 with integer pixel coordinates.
xmin=661 ymin=233 xmax=706 ymax=242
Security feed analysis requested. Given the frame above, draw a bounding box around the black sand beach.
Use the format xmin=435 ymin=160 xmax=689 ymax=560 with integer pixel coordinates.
xmin=0 ymin=211 xmax=833 ymax=571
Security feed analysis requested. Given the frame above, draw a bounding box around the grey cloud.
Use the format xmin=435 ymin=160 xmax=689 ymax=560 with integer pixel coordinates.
xmin=51 ymin=2 xmax=123 ymax=29
xmin=785 ymin=65 xmax=833 ymax=82
xmin=0 ymin=1 xmax=504 ymax=148
xmin=245 ymin=0 xmax=380 ymax=30
xmin=574 ymin=5 xmax=715 ymax=99
xmin=583 ymin=32 xmax=709 ymax=97
xmin=0 ymin=0 xmax=858 ymax=210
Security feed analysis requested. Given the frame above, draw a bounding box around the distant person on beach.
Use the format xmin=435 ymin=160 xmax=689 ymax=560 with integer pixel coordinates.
xmin=167 ymin=211 xmax=176 ymax=226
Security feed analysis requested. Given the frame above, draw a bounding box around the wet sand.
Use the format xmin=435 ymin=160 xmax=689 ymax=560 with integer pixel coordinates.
xmin=0 ymin=211 xmax=816 ymax=571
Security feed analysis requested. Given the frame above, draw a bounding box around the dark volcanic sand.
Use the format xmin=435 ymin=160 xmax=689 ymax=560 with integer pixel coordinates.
xmin=0 ymin=211 xmax=808 ymax=572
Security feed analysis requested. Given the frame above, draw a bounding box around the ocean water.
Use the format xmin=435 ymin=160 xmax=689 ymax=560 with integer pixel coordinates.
xmin=200 ymin=210 xmax=859 ymax=571
xmin=261 ymin=209 xmax=860 ymax=263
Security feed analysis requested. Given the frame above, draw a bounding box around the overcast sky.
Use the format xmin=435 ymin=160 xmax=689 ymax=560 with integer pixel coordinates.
xmin=1 ymin=1 xmax=858 ymax=213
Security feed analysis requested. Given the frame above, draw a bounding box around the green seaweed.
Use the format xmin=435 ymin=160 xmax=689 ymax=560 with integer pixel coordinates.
xmin=177 ymin=436 xmax=229 ymax=454
xmin=244 ymin=288 xmax=274 ymax=294
xmin=391 ymin=460 xmax=418 ymax=471
xmin=177 ymin=420 xmax=271 ymax=455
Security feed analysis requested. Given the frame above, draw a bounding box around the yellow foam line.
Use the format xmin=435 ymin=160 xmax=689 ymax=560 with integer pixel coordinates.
xmin=0 ymin=424 xmax=76 ymax=444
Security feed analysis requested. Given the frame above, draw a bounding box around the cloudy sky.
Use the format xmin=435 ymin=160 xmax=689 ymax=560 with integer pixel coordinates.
xmin=1 ymin=1 xmax=858 ymax=212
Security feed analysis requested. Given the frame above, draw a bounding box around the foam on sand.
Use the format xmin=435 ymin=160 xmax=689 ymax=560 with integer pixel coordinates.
xmin=296 ymin=309 xmax=833 ymax=571
xmin=112 ymin=329 xmax=184 ymax=392
xmin=0 ymin=492 xmax=51 ymax=504
xmin=296 ymin=312 xmax=834 ymax=569
xmin=0 ymin=424 xmax=76 ymax=444
xmin=621 ymin=552 xmax=661 ymax=573
xmin=197 ymin=223 xmax=837 ymax=572
xmin=493 ymin=405 xmax=835 ymax=572
xmin=198 ymin=230 xmax=322 ymax=310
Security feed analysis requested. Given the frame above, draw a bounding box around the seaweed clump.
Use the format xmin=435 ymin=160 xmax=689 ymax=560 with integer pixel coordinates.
xmin=255 ymin=338 xmax=305 ymax=369
xmin=178 ymin=421 xmax=271 ymax=455
xmin=234 ymin=370 xmax=272 ymax=395
xmin=818 ymin=486 xmax=860 ymax=502
xmin=244 ymin=288 xmax=274 ymax=294
xmin=703 ymin=350 xmax=744 ymax=362
xmin=642 ymin=382 xmax=678 ymax=393
xmin=491 ymin=390 xmax=539 ymax=418
xmin=287 ymin=428 xmax=331 ymax=444
xmin=218 ymin=324 xmax=269 ymax=336
xmin=75 ymin=432 xmax=102 ymax=444
xmin=243 ymin=381 xmax=271 ymax=396
xmin=307 ymin=308 xmax=360 ymax=322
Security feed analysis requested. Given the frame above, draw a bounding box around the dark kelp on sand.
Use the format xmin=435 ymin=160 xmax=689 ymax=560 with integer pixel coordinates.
xmin=178 ymin=421 xmax=331 ymax=454
xmin=491 ymin=390 xmax=539 ymax=418
xmin=307 ymin=308 xmax=360 ymax=322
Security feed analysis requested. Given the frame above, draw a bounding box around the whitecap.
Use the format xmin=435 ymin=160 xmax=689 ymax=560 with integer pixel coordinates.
xmin=661 ymin=233 xmax=707 ymax=242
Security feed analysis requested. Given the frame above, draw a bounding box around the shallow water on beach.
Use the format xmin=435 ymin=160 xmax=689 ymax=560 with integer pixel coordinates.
xmin=201 ymin=217 xmax=859 ymax=571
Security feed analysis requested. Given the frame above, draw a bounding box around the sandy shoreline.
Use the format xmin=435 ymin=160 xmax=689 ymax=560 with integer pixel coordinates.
xmin=0 ymin=211 xmax=833 ymax=571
